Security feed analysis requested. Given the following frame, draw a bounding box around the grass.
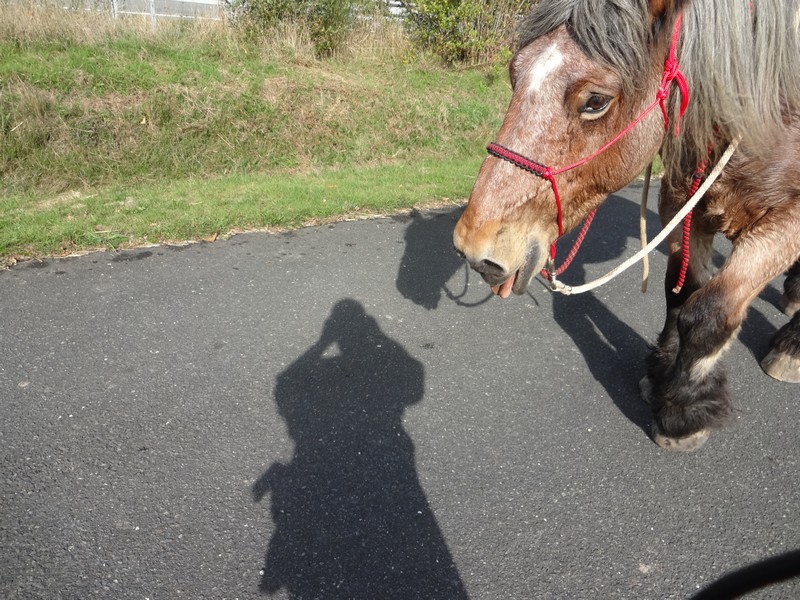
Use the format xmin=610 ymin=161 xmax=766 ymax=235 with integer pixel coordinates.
xmin=0 ymin=2 xmax=510 ymax=263
xmin=0 ymin=157 xmax=482 ymax=258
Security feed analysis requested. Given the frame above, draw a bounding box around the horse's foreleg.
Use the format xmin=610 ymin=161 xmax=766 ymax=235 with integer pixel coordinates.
xmin=644 ymin=232 xmax=799 ymax=451
xmin=761 ymin=259 xmax=800 ymax=382
xmin=642 ymin=226 xmax=716 ymax=391
xmin=640 ymin=227 xmax=727 ymax=451
xmin=643 ymin=184 xmax=720 ymax=393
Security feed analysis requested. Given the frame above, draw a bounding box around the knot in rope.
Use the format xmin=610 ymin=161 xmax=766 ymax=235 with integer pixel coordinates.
xmin=658 ymin=16 xmax=690 ymax=134
xmin=658 ymin=66 xmax=689 ymax=132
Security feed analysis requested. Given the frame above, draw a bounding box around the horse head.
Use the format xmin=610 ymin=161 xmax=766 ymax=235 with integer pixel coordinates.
xmin=454 ymin=0 xmax=689 ymax=297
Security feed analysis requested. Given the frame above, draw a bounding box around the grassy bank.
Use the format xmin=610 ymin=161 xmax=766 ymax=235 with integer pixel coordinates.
xmin=1 ymin=158 xmax=482 ymax=258
xmin=0 ymin=2 xmax=510 ymax=262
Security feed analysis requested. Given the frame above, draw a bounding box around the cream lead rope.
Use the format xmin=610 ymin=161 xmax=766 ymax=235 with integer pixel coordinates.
xmin=546 ymin=137 xmax=740 ymax=296
xmin=639 ymin=163 xmax=653 ymax=293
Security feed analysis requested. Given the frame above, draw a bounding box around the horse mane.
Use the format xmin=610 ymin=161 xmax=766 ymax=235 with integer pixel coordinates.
xmin=517 ymin=0 xmax=800 ymax=177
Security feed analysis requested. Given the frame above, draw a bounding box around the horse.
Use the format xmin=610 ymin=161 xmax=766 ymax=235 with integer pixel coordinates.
xmin=453 ymin=0 xmax=800 ymax=451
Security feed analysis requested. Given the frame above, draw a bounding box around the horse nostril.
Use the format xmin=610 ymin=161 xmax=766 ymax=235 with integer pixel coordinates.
xmin=473 ymin=258 xmax=506 ymax=278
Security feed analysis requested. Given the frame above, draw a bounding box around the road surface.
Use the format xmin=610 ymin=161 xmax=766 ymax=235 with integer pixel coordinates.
xmin=2 ymin=181 xmax=798 ymax=599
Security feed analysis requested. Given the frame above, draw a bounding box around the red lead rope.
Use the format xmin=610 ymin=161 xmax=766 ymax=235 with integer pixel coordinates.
xmin=672 ymin=151 xmax=711 ymax=293
xmin=486 ymin=14 xmax=689 ymax=287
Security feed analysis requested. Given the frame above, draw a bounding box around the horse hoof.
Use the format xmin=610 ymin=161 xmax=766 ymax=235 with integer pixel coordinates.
xmin=639 ymin=376 xmax=655 ymax=406
xmin=760 ymin=349 xmax=800 ymax=383
xmin=651 ymin=421 xmax=711 ymax=452
xmin=780 ymin=294 xmax=800 ymax=318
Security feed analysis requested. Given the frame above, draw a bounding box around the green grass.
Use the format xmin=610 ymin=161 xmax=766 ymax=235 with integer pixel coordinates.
xmin=1 ymin=156 xmax=484 ymax=259
xmin=0 ymin=4 xmax=510 ymax=263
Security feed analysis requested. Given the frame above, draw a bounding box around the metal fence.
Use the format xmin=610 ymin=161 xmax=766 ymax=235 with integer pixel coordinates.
xmin=64 ymin=0 xmax=408 ymax=28
xmin=59 ymin=0 xmax=222 ymax=25
xmin=386 ymin=0 xmax=406 ymax=17
xmin=110 ymin=0 xmax=222 ymax=21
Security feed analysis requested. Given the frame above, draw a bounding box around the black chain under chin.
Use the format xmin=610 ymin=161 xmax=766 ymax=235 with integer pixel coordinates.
xmin=443 ymin=262 xmax=494 ymax=307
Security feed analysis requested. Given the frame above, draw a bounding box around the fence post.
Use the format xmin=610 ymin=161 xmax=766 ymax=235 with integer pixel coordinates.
xmin=149 ymin=0 xmax=156 ymax=30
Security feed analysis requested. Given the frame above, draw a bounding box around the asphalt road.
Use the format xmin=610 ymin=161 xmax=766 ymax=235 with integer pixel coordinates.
xmin=2 ymin=181 xmax=798 ymax=599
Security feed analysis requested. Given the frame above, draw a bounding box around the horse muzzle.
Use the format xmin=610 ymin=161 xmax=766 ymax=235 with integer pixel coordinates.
xmin=453 ymin=218 xmax=544 ymax=298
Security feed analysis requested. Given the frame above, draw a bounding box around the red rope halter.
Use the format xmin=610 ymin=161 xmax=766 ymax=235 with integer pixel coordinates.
xmin=487 ymin=14 xmax=689 ymax=286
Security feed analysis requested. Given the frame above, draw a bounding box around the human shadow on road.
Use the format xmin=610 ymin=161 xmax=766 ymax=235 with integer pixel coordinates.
xmin=252 ymin=299 xmax=468 ymax=599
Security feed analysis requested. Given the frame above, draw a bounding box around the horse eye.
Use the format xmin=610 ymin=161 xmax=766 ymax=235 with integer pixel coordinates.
xmin=580 ymin=94 xmax=612 ymax=118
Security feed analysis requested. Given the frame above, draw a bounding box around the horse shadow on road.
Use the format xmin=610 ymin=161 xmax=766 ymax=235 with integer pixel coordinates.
xmin=397 ymin=191 xmax=780 ymax=432
xmin=395 ymin=188 xmax=784 ymax=434
xmin=395 ymin=208 xmax=494 ymax=310
xmin=252 ymin=299 xmax=468 ymax=599
xmin=395 ymin=194 xmax=662 ymax=431
xmin=553 ymin=192 xmax=786 ymax=415
xmin=546 ymin=192 xmax=665 ymax=432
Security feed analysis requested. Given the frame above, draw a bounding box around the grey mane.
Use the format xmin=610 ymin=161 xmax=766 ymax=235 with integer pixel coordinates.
xmin=517 ymin=0 xmax=800 ymax=174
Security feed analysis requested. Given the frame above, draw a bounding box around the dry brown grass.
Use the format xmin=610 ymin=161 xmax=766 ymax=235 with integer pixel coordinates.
xmin=249 ymin=12 xmax=410 ymax=63
xmin=254 ymin=20 xmax=317 ymax=62
xmin=345 ymin=14 xmax=411 ymax=61
xmin=2 ymin=1 xmax=136 ymax=45
xmin=0 ymin=0 xmax=239 ymax=47
xmin=1 ymin=0 xmax=411 ymax=64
